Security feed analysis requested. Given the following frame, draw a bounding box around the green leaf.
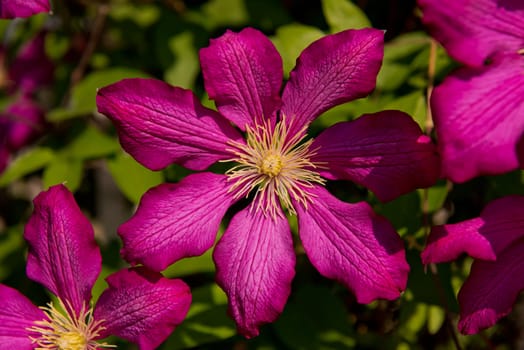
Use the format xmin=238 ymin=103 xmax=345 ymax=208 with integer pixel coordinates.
xmin=383 ymin=91 xmax=427 ymax=130
xmin=107 ymin=152 xmax=163 ymax=203
xmin=0 ymin=147 xmax=55 ymax=186
xmin=273 ymin=24 xmax=324 ymax=76
xmin=47 ymin=68 xmax=149 ymax=122
xmin=43 ymin=156 xmax=83 ymax=191
xmin=321 ymin=0 xmax=371 ymax=33
xmin=383 ymin=32 xmax=430 ymax=62
xmin=188 ymin=0 xmax=249 ymax=30
xmin=420 ymin=180 xmax=448 ymax=213
xmin=376 ymin=62 xmax=412 ymax=91
xmin=65 ymin=126 xmax=120 ymax=160
xmin=164 ymin=32 xmax=200 ymax=89
xmin=110 ymin=3 xmax=160 ymax=27
xmin=274 ymin=284 xmax=355 ymax=349
xmin=427 ymin=305 xmax=445 ymax=335
xmin=163 ymin=249 xmax=215 ymax=278
xmin=163 ymin=284 xmax=236 ymax=349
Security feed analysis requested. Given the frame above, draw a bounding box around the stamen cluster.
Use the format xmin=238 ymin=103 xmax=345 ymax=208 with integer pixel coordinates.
xmin=27 ymin=298 xmax=114 ymax=350
xmin=225 ymin=117 xmax=325 ymax=218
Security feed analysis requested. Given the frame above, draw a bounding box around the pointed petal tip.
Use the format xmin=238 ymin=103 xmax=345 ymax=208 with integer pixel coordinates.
xmin=213 ymin=202 xmax=295 ymax=338
xmin=296 ymin=186 xmax=409 ymax=304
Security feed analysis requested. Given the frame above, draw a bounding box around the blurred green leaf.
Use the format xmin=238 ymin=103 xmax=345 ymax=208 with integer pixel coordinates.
xmin=384 ymin=91 xmax=427 ymax=130
xmin=321 ymin=0 xmax=371 ymax=33
xmin=43 ymin=156 xmax=83 ymax=191
xmin=274 ymin=284 xmax=355 ymax=349
xmin=420 ymin=180 xmax=448 ymax=213
xmin=0 ymin=226 xmax=24 ymax=280
xmin=65 ymin=126 xmax=119 ymax=160
xmin=383 ymin=32 xmax=430 ymax=62
xmin=427 ymin=305 xmax=445 ymax=335
xmin=47 ymin=68 xmax=149 ymax=122
xmin=376 ymin=62 xmax=412 ymax=91
xmin=107 ymin=151 xmax=163 ymax=203
xmin=164 ymin=284 xmax=236 ymax=349
xmin=164 ymin=32 xmax=199 ymax=89
xmin=59 ymin=126 xmax=119 ymax=160
xmin=273 ymin=24 xmax=324 ymax=76
xmin=110 ymin=3 xmax=160 ymax=27
xmin=189 ymin=0 xmax=249 ymax=30
xmin=0 ymin=147 xmax=55 ymax=186
xmin=163 ymin=249 xmax=215 ymax=278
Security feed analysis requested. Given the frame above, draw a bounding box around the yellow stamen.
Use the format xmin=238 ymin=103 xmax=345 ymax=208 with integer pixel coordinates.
xmin=27 ymin=298 xmax=115 ymax=350
xmin=223 ymin=116 xmax=325 ymax=219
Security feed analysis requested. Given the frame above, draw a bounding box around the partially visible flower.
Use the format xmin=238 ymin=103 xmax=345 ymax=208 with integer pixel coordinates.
xmin=418 ymin=0 xmax=524 ymax=182
xmin=421 ymin=196 xmax=524 ymax=334
xmin=0 ymin=0 xmax=50 ymax=19
xmin=0 ymin=32 xmax=53 ymax=174
xmin=0 ymin=184 xmax=192 ymax=350
xmin=97 ymin=27 xmax=440 ymax=337
xmin=7 ymin=31 xmax=54 ymax=95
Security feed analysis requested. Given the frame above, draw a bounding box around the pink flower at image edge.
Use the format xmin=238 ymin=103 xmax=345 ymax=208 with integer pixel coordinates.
xmin=0 ymin=185 xmax=191 ymax=350
xmin=97 ymin=27 xmax=440 ymax=337
xmin=422 ymin=196 xmax=524 ymax=334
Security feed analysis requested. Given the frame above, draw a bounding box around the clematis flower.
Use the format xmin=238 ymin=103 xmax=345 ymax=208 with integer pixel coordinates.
xmin=0 ymin=0 xmax=50 ymax=19
xmin=418 ymin=0 xmax=524 ymax=182
xmin=97 ymin=27 xmax=440 ymax=337
xmin=421 ymin=196 xmax=524 ymax=334
xmin=0 ymin=184 xmax=192 ymax=349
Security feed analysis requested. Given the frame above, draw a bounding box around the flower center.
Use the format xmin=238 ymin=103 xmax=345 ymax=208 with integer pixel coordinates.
xmin=27 ymin=298 xmax=115 ymax=350
xmin=260 ymin=153 xmax=283 ymax=177
xmin=224 ymin=116 xmax=325 ymax=218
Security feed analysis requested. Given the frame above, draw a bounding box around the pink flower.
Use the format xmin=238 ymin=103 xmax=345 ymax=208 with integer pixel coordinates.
xmin=97 ymin=27 xmax=440 ymax=337
xmin=421 ymin=196 xmax=524 ymax=334
xmin=0 ymin=185 xmax=192 ymax=350
xmin=0 ymin=0 xmax=50 ymax=19
xmin=0 ymin=32 xmax=53 ymax=174
xmin=418 ymin=0 xmax=524 ymax=182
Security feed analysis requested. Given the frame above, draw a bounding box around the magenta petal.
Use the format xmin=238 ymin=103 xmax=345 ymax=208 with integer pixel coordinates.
xmin=432 ymin=54 xmax=524 ymax=182
xmin=24 ymin=184 xmax=101 ymax=314
xmin=422 ymin=196 xmax=524 ymax=264
xmin=281 ymin=28 xmax=383 ymax=135
xmin=9 ymin=32 xmax=54 ymax=94
xmin=94 ymin=267 xmax=191 ymax=350
xmin=418 ymin=0 xmax=524 ymax=66
xmin=119 ymin=172 xmax=235 ymax=271
xmin=97 ymin=78 xmax=243 ymax=171
xmin=4 ymin=97 xmax=46 ymax=151
xmin=0 ymin=284 xmax=46 ymax=349
xmin=296 ymin=186 xmax=409 ymax=303
xmin=312 ymin=110 xmax=440 ymax=202
xmin=0 ymin=0 xmax=50 ymax=18
xmin=457 ymin=238 xmax=524 ymax=334
xmin=213 ymin=201 xmax=295 ymax=338
xmin=200 ymin=28 xmax=283 ymax=130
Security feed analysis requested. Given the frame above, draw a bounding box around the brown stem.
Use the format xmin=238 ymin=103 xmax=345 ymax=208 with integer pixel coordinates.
xmin=63 ymin=3 xmax=109 ymax=106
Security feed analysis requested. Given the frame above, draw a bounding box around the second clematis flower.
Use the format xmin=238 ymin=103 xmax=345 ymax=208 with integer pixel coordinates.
xmin=0 ymin=185 xmax=192 ymax=349
xmin=418 ymin=0 xmax=524 ymax=182
xmin=97 ymin=27 xmax=440 ymax=337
